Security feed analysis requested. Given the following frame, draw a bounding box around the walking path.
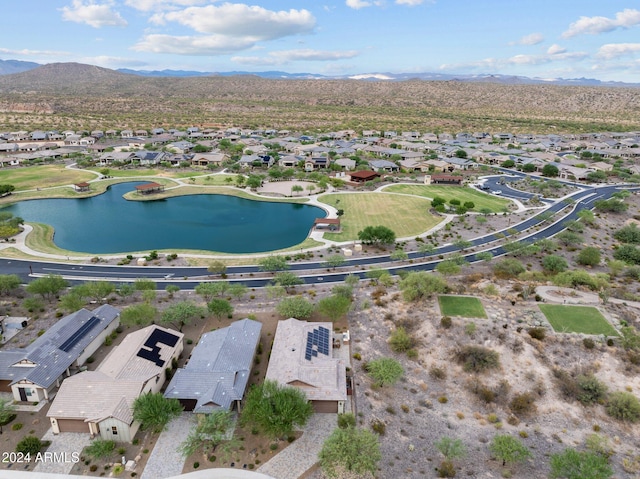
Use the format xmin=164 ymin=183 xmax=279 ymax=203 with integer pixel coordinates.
xmin=141 ymin=413 xmax=197 ymax=479
xmin=536 ymin=285 xmax=640 ymax=309
xmin=257 ymin=414 xmax=337 ymax=479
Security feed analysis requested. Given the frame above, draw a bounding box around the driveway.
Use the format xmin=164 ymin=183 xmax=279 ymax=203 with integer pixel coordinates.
xmin=141 ymin=413 xmax=197 ymax=479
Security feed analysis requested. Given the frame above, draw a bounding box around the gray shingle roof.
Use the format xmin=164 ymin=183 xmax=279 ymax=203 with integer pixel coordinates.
xmin=164 ymin=318 xmax=262 ymax=413
xmin=0 ymin=305 xmax=120 ymax=388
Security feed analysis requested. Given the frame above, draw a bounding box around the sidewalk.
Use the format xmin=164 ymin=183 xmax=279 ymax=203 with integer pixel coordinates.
xmin=257 ymin=414 xmax=337 ymax=479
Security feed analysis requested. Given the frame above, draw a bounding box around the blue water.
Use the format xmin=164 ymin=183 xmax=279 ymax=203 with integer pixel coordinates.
xmin=5 ymin=182 xmax=325 ymax=254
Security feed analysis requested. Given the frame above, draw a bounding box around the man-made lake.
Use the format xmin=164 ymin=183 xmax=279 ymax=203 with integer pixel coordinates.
xmin=6 ymin=183 xmax=326 ymax=254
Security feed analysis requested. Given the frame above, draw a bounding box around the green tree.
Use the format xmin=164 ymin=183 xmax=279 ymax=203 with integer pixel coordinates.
xmin=436 ymin=259 xmax=462 ymax=276
xmin=489 ymin=434 xmax=531 ymax=467
xmin=493 ymin=259 xmax=525 ymax=279
xmin=614 ymin=223 xmax=640 ymax=244
xmin=272 ymin=271 xmax=303 ymax=292
xmin=317 ymin=294 xmax=351 ymax=322
xmin=58 ymin=292 xmax=85 ymax=313
xmin=418 ymin=243 xmax=436 ymax=257
xmin=366 ymin=357 xmax=404 ymax=387
xmin=240 ymin=380 xmax=313 ymax=439
xmin=179 ymin=410 xmax=239 ymax=458
xmin=133 ymin=393 xmax=183 ymax=433
xmin=388 ymin=327 xmax=416 ymax=353
xmin=399 ymin=271 xmax=447 ymax=301
xmin=319 ymin=427 xmax=381 ymax=478
xmin=276 ymin=296 xmax=315 ymax=319
xmin=325 ymin=254 xmax=346 ymax=270
xmin=120 ymin=303 xmax=157 ymax=327
xmin=165 ymin=284 xmax=180 ymax=298
xmin=228 ymin=283 xmax=248 ymax=299
xmin=195 ymin=282 xmax=229 ymax=301
xmin=134 ymin=278 xmax=156 ymax=291
xmin=390 ymin=249 xmax=409 ymax=262
xmin=475 ymin=251 xmax=493 ymax=262
xmin=542 ymin=164 xmax=559 ymax=177
xmin=0 ymin=397 xmax=16 ymax=434
xmin=357 ymin=225 xmax=396 ymax=245
xmin=291 ymin=184 xmax=303 ymax=196
xmin=594 ymin=199 xmax=627 ymax=213
xmin=613 ymin=244 xmax=640 ymax=265
xmin=117 ymin=283 xmax=135 ymax=298
xmin=207 ymin=260 xmax=227 ymax=276
xmin=78 ymin=281 xmax=115 ymax=301
xmin=0 ymin=274 xmax=21 ymax=295
xmin=435 ymin=436 xmax=467 ymax=478
xmin=25 ymin=274 xmax=68 ymax=301
xmin=454 ymin=149 xmax=468 ymax=158
xmin=542 ymin=255 xmax=568 ymax=274
xmin=549 ymin=448 xmax=612 ymax=479
xmin=258 ymin=255 xmax=289 ymax=272
xmin=577 ymin=247 xmax=601 ymax=266
xmin=208 ymin=298 xmax=234 ymax=319
xmin=160 ymin=300 xmax=205 ymax=331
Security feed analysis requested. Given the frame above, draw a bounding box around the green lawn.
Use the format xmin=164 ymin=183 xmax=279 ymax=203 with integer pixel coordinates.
xmin=384 ymin=184 xmax=512 ymax=213
xmin=539 ymin=305 xmax=618 ymax=336
xmin=438 ymin=295 xmax=487 ymax=318
xmin=319 ymin=192 xmax=442 ymax=241
xmin=89 ymin=167 xmax=196 ymax=178
xmin=0 ymin=165 xmax=96 ymax=191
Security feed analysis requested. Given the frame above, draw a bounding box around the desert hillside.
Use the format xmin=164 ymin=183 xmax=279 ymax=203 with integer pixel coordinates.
xmin=0 ymin=63 xmax=638 ymax=133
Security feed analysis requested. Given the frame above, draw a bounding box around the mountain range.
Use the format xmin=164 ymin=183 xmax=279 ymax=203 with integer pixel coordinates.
xmin=1 ymin=59 xmax=638 ymax=88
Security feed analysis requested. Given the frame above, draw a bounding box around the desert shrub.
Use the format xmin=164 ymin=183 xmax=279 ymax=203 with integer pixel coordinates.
xmin=455 ymin=345 xmax=500 ymax=373
xmin=337 ymin=413 xmax=356 ymax=429
xmin=389 ymin=327 xmax=417 ymax=353
xmin=493 ymin=259 xmax=526 ymax=279
xmin=583 ymin=338 xmax=596 ymax=349
xmin=606 ymin=391 xmax=640 ymax=422
xmin=553 ymin=369 xmax=582 ymax=402
xmin=16 ymin=436 xmax=43 ymax=455
xmin=437 ymin=460 xmax=456 ymax=478
xmin=528 ymin=327 xmax=546 ymax=341
xmin=365 ymin=357 xmax=404 ymax=387
xmin=510 ymin=392 xmax=537 ymax=417
xmin=440 ymin=316 xmax=453 ymax=329
xmin=370 ymin=419 xmax=386 ymax=435
xmin=576 ymin=375 xmax=608 ymax=405
xmin=430 ymin=366 xmax=447 ymax=380
xmin=11 ymin=423 xmax=22 ymax=431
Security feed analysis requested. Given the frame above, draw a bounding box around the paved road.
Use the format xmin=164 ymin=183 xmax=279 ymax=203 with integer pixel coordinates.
xmin=1 ymin=182 xmax=637 ymax=289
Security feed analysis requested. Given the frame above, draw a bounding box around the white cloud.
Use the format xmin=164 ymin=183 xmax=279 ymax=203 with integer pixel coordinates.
xmin=82 ymin=55 xmax=148 ymax=68
xmin=60 ymin=0 xmax=127 ymax=28
xmin=439 ymin=50 xmax=588 ymax=71
xmin=345 ymin=0 xmax=384 ymax=9
xmin=517 ymin=33 xmax=544 ymax=45
xmin=232 ymin=49 xmax=359 ymax=65
xmin=159 ymin=4 xmax=315 ymax=39
xmin=562 ymin=8 xmax=640 ymax=38
xmin=0 ymin=47 xmax=69 ymax=57
xmin=395 ymin=0 xmax=426 ymax=6
xmin=547 ymin=44 xmax=567 ymax=55
xmin=132 ymin=34 xmax=254 ymax=55
xmin=124 ymin=0 xmax=207 ymax=12
xmin=597 ymin=43 xmax=640 ymax=59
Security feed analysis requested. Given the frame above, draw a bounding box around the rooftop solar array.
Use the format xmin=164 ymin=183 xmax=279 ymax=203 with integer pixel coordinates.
xmin=137 ymin=328 xmax=181 ymax=367
xmin=305 ymin=326 xmax=330 ymax=361
xmin=59 ymin=316 xmax=100 ymax=353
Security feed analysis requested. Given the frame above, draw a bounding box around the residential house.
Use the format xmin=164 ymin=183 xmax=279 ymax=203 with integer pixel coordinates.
xmin=98 ymin=152 xmax=135 ymax=166
xmin=167 ymin=141 xmax=195 ymax=154
xmin=333 ymin=158 xmax=356 ymax=170
xmin=134 ymin=151 xmax=166 ymax=166
xmin=444 ymin=157 xmax=476 ymax=171
xmin=47 ymin=325 xmax=183 ymax=441
xmin=278 ymin=155 xmax=301 ymax=168
xmin=0 ymin=305 xmax=120 ymax=403
xmin=369 ymin=159 xmax=399 ymax=172
xmin=265 ymin=318 xmax=347 ymax=413
xmin=304 ymin=157 xmax=331 ymax=171
xmin=191 ymin=152 xmax=227 ymax=167
xmin=164 ymin=319 xmax=261 ymax=413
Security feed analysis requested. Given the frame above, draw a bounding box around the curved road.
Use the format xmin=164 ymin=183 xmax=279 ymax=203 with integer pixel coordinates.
xmin=0 ymin=182 xmax=635 ymax=289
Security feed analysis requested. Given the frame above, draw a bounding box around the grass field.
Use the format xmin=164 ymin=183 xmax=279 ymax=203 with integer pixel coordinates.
xmin=384 ymin=184 xmax=512 ymax=213
xmin=122 ymin=185 xmax=309 ymax=203
xmin=0 ymin=165 xmax=96 ymax=191
xmin=319 ymin=192 xmax=442 ymax=241
xmin=438 ymin=295 xmax=487 ymax=318
xmin=539 ymin=305 xmax=618 ymax=336
xmin=191 ymin=174 xmax=238 ymax=186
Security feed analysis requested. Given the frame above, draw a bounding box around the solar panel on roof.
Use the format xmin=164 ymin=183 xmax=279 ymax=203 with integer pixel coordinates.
xmin=59 ymin=316 xmax=100 ymax=352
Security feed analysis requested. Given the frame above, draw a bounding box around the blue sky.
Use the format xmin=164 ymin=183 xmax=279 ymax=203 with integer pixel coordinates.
xmin=2 ymin=1 xmax=640 ymax=81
